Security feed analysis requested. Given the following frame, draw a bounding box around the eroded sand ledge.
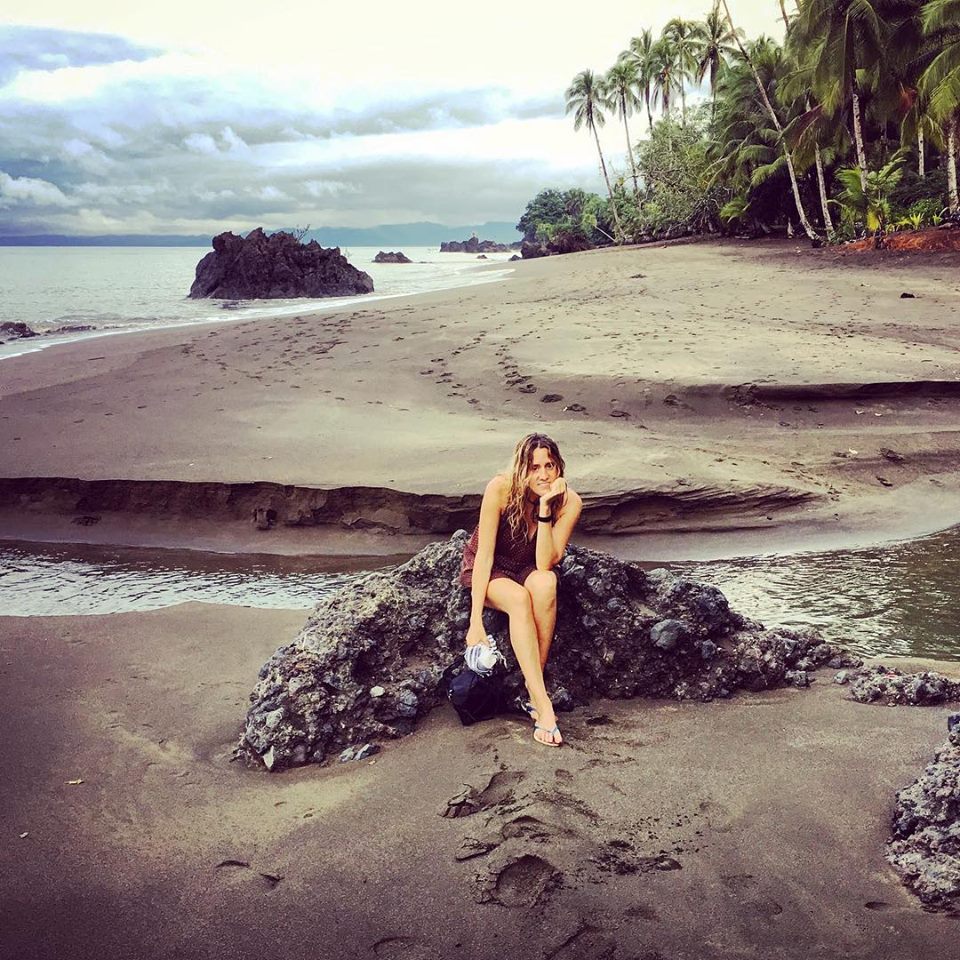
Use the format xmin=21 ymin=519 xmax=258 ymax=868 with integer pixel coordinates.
xmin=2 ymin=240 xmax=960 ymax=557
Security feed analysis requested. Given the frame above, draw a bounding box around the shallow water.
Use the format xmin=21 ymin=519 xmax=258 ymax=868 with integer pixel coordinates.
xmin=0 ymin=529 xmax=957 ymax=662
xmin=0 ymin=245 xmax=513 ymax=360
xmin=666 ymin=526 xmax=960 ymax=662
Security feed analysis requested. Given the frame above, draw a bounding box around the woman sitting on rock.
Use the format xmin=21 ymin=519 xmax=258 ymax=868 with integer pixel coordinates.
xmin=460 ymin=433 xmax=582 ymax=746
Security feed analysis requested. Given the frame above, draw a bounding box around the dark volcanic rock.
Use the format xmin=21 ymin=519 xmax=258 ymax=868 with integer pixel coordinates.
xmin=373 ymin=250 xmax=412 ymax=264
xmin=848 ymin=665 xmax=960 ymax=706
xmin=440 ymin=237 xmax=511 ymax=253
xmin=888 ymin=725 xmax=960 ymax=913
xmin=189 ymin=228 xmax=374 ymax=300
xmin=239 ymin=534 xmax=844 ymax=771
xmin=0 ymin=321 xmax=37 ymax=340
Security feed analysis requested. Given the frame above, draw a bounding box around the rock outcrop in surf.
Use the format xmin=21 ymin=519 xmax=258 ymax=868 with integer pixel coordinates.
xmin=440 ymin=237 xmax=512 ymax=253
xmin=239 ymin=533 xmax=855 ymax=771
xmin=189 ymin=228 xmax=374 ymax=300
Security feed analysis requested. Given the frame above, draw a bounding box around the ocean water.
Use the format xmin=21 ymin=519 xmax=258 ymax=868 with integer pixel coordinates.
xmin=1 ymin=526 xmax=958 ymax=662
xmin=0 ymin=245 xmax=514 ymax=359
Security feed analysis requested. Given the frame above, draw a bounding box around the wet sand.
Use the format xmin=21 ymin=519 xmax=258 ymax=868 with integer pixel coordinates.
xmin=2 ymin=239 xmax=960 ymax=559
xmin=1 ymin=602 xmax=958 ymax=960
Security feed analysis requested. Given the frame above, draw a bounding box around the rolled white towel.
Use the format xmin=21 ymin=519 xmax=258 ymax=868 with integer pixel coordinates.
xmin=464 ymin=635 xmax=503 ymax=675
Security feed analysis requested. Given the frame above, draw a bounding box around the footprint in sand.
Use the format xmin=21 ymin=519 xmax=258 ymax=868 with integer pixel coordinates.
xmin=439 ymin=770 xmax=525 ymax=819
xmin=372 ymin=937 xmax=438 ymax=959
xmin=721 ymin=873 xmax=782 ymax=918
xmin=214 ymin=859 xmax=283 ymax=891
xmin=477 ymin=853 xmax=560 ymax=907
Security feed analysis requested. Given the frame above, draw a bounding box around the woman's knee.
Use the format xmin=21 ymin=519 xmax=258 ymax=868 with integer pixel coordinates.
xmin=490 ymin=580 xmax=535 ymax=620
xmin=525 ymin=569 xmax=557 ymax=603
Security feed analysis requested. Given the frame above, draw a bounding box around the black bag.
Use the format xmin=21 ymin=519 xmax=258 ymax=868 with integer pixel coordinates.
xmin=448 ymin=667 xmax=505 ymax=726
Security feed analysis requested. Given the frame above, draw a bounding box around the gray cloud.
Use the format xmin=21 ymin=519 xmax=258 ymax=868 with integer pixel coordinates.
xmin=0 ymin=26 xmax=580 ymax=235
xmin=0 ymin=25 xmax=162 ymax=86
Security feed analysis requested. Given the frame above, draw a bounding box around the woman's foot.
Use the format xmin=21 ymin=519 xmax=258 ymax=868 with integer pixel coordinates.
xmin=531 ymin=699 xmax=562 ymax=747
xmin=533 ymin=722 xmax=562 ymax=747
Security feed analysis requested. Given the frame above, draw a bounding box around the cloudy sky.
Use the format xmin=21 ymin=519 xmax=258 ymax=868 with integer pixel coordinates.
xmin=0 ymin=1 xmax=784 ymax=236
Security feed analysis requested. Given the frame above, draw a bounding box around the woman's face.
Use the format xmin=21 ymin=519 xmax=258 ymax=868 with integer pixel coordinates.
xmin=526 ymin=445 xmax=560 ymax=496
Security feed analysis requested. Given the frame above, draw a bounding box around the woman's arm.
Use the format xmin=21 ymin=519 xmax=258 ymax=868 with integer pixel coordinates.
xmin=466 ymin=475 xmax=507 ymax=645
xmin=535 ymin=484 xmax=583 ymax=570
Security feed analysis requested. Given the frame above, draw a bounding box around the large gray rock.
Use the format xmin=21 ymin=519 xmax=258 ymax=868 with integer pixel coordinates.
xmin=189 ymin=228 xmax=374 ymax=300
xmin=239 ymin=533 xmax=852 ymax=771
xmin=847 ymin=665 xmax=960 ymax=706
xmin=0 ymin=321 xmax=37 ymax=341
xmin=888 ymin=724 xmax=960 ymax=913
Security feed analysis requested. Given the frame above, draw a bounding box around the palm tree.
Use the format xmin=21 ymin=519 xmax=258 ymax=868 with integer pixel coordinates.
xmin=792 ymin=0 xmax=890 ymax=191
xmin=651 ymin=37 xmax=680 ymax=119
xmin=695 ymin=1 xmax=741 ymax=117
xmin=565 ymin=69 xmax=624 ymax=239
xmin=621 ymin=29 xmax=657 ymax=133
xmin=919 ymin=0 xmax=960 ymax=210
xmin=606 ymin=60 xmax=643 ymax=193
xmin=662 ymin=18 xmax=701 ymax=126
xmin=718 ymin=0 xmax=820 ymax=240
xmin=835 ymin=153 xmax=907 ymax=244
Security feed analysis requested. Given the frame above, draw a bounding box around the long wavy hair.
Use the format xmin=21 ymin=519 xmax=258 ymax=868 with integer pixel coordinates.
xmin=503 ymin=433 xmax=566 ymax=538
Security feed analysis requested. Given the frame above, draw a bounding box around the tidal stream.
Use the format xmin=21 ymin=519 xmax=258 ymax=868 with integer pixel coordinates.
xmin=1 ymin=528 xmax=957 ymax=661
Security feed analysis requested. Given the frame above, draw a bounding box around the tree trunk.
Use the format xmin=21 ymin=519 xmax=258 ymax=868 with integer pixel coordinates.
xmin=719 ymin=0 xmax=820 ymax=242
xmin=918 ymin=127 xmax=925 ymax=177
xmin=593 ymin=124 xmax=624 ymax=241
xmin=680 ymin=83 xmax=686 ymax=127
xmin=778 ymin=0 xmax=789 ymax=25
xmin=623 ymin=102 xmax=639 ymax=194
xmin=645 ymin=89 xmax=653 ymax=133
xmin=814 ymin=143 xmax=834 ymax=238
xmin=851 ymin=87 xmax=869 ymax=191
xmin=948 ymin=116 xmax=959 ymax=214
xmin=805 ymin=95 xmax=834 ymax=238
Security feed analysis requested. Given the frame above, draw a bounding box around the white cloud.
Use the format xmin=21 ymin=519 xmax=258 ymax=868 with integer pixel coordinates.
xmin=0 ymin=170 xmax=71 ymax=206
xmin=304 ymin=179 xmax=359 ymax=198
xmin=183 ymin=132 xmax=217 ymax=154
xmin=220 ymin=125 xmax=247 ymax=153
xmin=0 ymin=1 xmax=787 ymax=234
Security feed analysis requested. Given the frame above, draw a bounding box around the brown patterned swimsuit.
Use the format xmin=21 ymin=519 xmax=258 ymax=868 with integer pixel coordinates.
xmin=459 ymin=513 xmax=541 ymax=588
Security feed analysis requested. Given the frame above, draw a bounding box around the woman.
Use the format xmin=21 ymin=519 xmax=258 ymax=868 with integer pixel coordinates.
xmin=460 ymin=433 xmax=583 ymax=747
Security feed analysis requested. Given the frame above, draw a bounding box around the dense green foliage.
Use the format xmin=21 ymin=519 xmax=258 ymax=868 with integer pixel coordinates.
xmin=515 ymin=188 xmax=613 ymax=249
xmin=522 ymin=0 xmax=959 ymax=247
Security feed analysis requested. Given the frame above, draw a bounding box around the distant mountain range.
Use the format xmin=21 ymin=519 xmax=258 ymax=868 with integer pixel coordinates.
xmin=0 ymin=222 xmax=521 ymax=247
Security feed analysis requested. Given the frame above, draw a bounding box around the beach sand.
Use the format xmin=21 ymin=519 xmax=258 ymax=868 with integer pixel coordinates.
xmin=3 ymin=240 xmax=960 ymax=958
xmin=1 ymin=602 xmax=958 ymax=960
xmin=2 ymin=239 xmax=960 ymax=559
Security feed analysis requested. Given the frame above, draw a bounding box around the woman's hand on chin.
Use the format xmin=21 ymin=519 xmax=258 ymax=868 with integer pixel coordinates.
xmin=541 ymin=477 xmax=567 ymax=507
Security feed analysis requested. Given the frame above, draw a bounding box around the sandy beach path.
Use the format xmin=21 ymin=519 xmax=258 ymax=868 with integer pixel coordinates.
xmin=1 ymin=602 xmax=958 ymax=960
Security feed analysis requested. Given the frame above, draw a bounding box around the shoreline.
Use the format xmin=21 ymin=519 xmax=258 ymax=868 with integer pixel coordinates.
xmin=0 ymin=245 xmax=515 ymax=362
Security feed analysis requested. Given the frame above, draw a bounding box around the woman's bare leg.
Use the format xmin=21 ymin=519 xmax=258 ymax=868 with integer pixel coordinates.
xmin=486 ymin=578 xmax=561 ymax=746
xmin=524 ymin=569 xmax=557 ymax=669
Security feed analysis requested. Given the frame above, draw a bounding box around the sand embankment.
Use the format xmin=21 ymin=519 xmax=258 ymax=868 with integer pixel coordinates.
xmin=1 ymin=239 xmax=959 ymax=558
xmin=1 ymin=602 xmax=958 ymax=959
